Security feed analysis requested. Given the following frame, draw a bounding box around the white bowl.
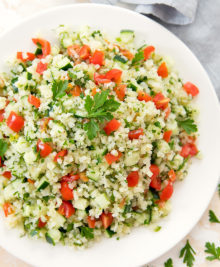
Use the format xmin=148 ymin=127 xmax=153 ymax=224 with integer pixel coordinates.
xmin=0 ymin=4 xmax=219 ymax=267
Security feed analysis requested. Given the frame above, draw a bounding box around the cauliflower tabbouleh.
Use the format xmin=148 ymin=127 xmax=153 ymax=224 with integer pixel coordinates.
xmin=0 ymin=25 xmax=199 ymax=247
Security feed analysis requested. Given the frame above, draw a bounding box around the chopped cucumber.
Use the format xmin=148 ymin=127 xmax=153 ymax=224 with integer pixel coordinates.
xmin=37 ymin=179 xmax=49 ymax=191
xmin=120 ymin=30 xmax=135 ymax=43
xmin=45 ymin=232 xmax=55 ymax=246
xmin=124 ymin=151 xmax=140 ymax=166
xmin=114 ymin=55 xmax=127 ymax=64
xmin=94 ymin=193 xmax=110 ymax=209
xmin=74 ymin=198 xmax=88 ymax=210
xmin=87 ymin=168 xmax=100 ymax=182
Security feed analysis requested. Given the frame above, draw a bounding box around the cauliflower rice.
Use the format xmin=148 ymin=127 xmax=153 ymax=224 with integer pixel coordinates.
xmin=0 ymin=25 xmax=199 ymax=247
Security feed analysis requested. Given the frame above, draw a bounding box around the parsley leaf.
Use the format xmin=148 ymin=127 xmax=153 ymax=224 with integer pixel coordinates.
xmin=205 ymin=242 xmax=220 ymax=261
xmin=83 ymin=90 xmax=120 ymax=140
xmin=164 ymin=258 xmax=173 ymax=267
xmin=179 ymin=240 xmax=196 ymax=267
xmin=0 ymin=139 xmax=8 ymax=158
xmin=132 ymin=50 xmax=144 ymax=65
xmin=80 ymin=226 xmax=94 ymax=240
xmin=177 ymin=119 xmax=197 ymax=134
xmin=209 ymin=210 xmax=220 ymax=223
xmin=52 ymin=80 xmax=68 ymax=100
xmin=84 ymin=120 xmax=99 ymax=140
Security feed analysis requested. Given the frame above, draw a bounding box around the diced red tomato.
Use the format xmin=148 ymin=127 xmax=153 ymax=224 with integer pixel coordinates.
xmin=100 ymin=212 xmax=113 ymax=229
xmin=32 ymin=38 xmax=51 ymax=58
xmin=137 ymin=91 xmax=152 ymax=102
xmin=153 ymin=93 xmax=170 ymax=110
xmin=165 ymin=106 xmax=171 ymax=120
xmin=61 ymin=173 xmax=80 ymax=182
xmin=17 ymin=52 xmax=35 ymax=62
xmin=70 ymin=85 xmax=82 ymax=97
xmin=54 ymin=150 xmax=68 ymax=162
xmin=103 ymin=119 xmax=121 ymax=135
xmin=37 ymin=140 xmax=52 ymax=158
xmin=7 ymin=111 xmax=24 ymax=132
xmin=114 ymin=84 xmax=126 ymax=101
xmin=87 ymin=216 xmax=96 ymax=228
xmin=105 ymin=69 xmax=122 ymax=84
xmin=28 ymin=178 xmax=35 ymax=184
xmin=38 ymin=218 xmax=47 ymax=228
xmin=180 ymin=143 xmax=198 ymax=158
xmin=105 ymin=151 xmax=122 ymax=165
xmin=160 ymin=182 xmax=173 ymax=201
xmin=0 ymin=109 xmax=5 ymax=122
xmin=94 ymin=73 xmax=111 ymax=84
xmin=60 ymin=181 xmax=74 ymax=201
xmin=3 ymin=202 xmax=14 ymax=217
xmin=120 ymin=49 xmax=134 ymax=60
xmin=36 ymin=61 xmax=48 ymax=75
xmin=67 ymin=44 xmax=81 ymax=57
xmin=2 ymin=171 xmax=12 ymax=179
xmin=28 ymin=95 xmax=41 ymax=108
xmin=168 ymin=169 xmax=176 ymax=183
xmin=90 ymin=50 xmax=105 ymax=66
xmin=143 ymin=46 xmax=155 ymax=61
xmin=157 ymin=62 xmax=168 ymax=78
xmin=58 ymin=201 xmax=75 ymax=218
xmin=183 ymin=82 xmax=199 ymax=97
xmin=128 ymin=128 xmax=144 ymax=140
xmin=79 ymin=45 xmax=91 ymax=60
xmin=149 ymin=164 xmax=161 ymax=191
xmin=127 ymin=171 xmax=139 ymax=187
xmin=0 ymin=157 xmax=2 ymax=167
xmin=163 ymin=130 xmax=172 ymax=143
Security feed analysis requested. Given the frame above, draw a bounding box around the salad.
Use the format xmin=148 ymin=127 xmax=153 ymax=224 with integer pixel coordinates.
xmin=0 ymin=25 xmax=199 ymax=247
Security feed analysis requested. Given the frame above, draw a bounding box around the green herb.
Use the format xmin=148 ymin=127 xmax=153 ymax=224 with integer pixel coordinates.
xmin=179 ymin=240 xmax=196 ymax=267
xmin=114 ymin=55 xmax=127 ymax=64
xmin=30 ymin=229 xmax=38 ymax=237
xmin=61 ymin=63 xmax=72 ymax=71
xmin=0 ymin=139 xmax=8 ymax=158
xmin=132 ymin=50 xmax=144 ymax=65
xmin=80 ymin=226 xmax=94 ymax=240
xmin=209 ymin=210 xmax=220 ymax=223
xmin=84 ymin=90 xmax=120 ymax=140
xmin=164 ymin=258 xmax=173 ymax=267
xmin=110 ymin=193 xmax=115 ymax=203
xmin=27 ymin=72 xmax=32 ymax=80
xmin=52 ymin=80 xmax=68 ymax=100
xmin=169 ymin=140 xmax=175 ymax=149
xmin=68 ymin=70 xmax=90 ymax=87
xmin=137 ymin=76 xmax=147 ymax=84
xmin=106 ymin=227 xmax=116 ymax=237
xmin=35 ymin=47 xmax=42 ymax=56
xmin=127 ymin=83 xmax=137 ymax=91
xmin=154 ymin=226 xmax=161 ymax=232
xmin=123 ymin=203 xmax=132 ymax=216
xmin=67 ymin=223 xmax=73 ymax=232
xmin=177 ymin=119 xmax=197 ymax=134
xmin=80 ymin=92 xmax=84 ymax=99
xmin=177 ymin=158 xmax=188 ymax=171
xmin=45 ymin=233 xmax=55 ymax=246
xmin=91 ymin=30 xmax=102 ymax=37
xmin=154 ymin=121 xmax=161 ymax=128
xmin=204 ymin=242 xmax=220 ymax=261
xmin=43 ymin=138 xmax=52 ymax=143
xmin=144 ymin=205 xmax=153 ymax=225
xmin=11 ymin=77 xmax=18 ymax=93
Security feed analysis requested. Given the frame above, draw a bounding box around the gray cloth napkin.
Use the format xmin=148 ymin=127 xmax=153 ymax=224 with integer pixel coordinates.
xmin=90 ymin=0 xmax=199 ymax=25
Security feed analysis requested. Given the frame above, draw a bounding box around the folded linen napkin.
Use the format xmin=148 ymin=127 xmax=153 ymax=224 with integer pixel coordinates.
xmin=90 ymin=0 xmax=199 ymax=25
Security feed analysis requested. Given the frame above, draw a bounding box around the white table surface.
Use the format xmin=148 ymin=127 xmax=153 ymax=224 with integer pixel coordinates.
xmin=0 ymin=1 xmax=219 ymax=266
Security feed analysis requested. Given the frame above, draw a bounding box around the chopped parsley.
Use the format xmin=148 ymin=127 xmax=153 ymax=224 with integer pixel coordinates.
xmin=80 ymin=226 xmax=94 ymax=240
xmin=0 ymin=139 xmax=8 ymax=158
xmin=131 ymin=50 xmax=144 ymax=65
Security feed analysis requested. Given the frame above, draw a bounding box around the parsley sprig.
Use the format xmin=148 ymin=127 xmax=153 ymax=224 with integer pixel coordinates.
xmin=164 ymin=258 xmax=173 ymax=267
xmin=84 ymin=90 xmax=120 ymax=140
xmin=179 ymin=240 xmax=196 ymax=267
xmin=177 ymin=119 xmax=198 ymax=134
xmin=205 ymin=242 xmax=220 ymax=261
xmin=209 ymin=210 xmax=220 ymax=223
